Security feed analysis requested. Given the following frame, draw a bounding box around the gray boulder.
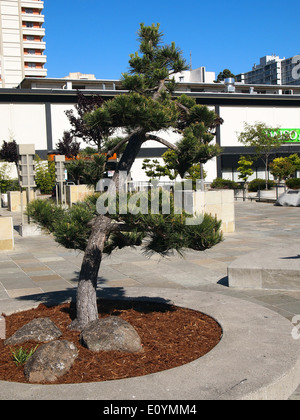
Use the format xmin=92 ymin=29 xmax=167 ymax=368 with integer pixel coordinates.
xmin=24 ymin=340 xmax=78 ymax=383
xmin=80 ymin=316 xmax=142 ymax=353
xmin=276 ymin=189 xmax=300 ymax=207
xmin=4 ymin=317 xmax=62 ymax=346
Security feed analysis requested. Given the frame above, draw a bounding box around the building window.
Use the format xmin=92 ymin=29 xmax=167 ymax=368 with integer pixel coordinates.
xmin=25 ymin=8 xmax=33 ymax=14
xmin=26 ymin=22 xmax=34 ymax=28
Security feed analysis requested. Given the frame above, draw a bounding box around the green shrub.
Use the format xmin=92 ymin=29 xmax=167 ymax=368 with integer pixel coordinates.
xmin=26 ymin=199 xmax=65 ymax=233
xmin=285 ymin=178 xmax=300 ymax=190
xmin=248 ymin=178 xmax=275 ymax=192
xmin=210 ymin=177 xmax=240 ymax=190
xmin=27 ymin=193 xmax=223 ymax=255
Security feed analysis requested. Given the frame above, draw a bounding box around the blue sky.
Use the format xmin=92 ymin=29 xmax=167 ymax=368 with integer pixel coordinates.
xmin=44 ymin=0 xmax=300 ymax=80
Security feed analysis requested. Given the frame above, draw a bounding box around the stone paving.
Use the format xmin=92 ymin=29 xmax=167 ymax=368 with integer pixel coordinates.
xmin=0 ymin=200 xmax=300 ymax=399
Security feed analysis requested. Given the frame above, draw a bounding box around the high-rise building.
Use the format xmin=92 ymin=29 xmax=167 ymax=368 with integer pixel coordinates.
xmin=0 ymin=0 xmax=47 ymax=88
xmin=236 ymin=55 xmax=300 ymax=86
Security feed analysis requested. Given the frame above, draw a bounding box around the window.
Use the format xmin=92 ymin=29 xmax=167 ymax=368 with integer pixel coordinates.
xmin=25 ymin=8 xmax=33 ymax=14
xmin=26 ymin=22 xmax=34 ymax=28
xmin=26 ymin=35 xmax=35 ymax=41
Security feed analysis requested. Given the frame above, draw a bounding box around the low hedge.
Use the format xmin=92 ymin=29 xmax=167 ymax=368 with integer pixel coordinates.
xmin=248 ymin=178 xmax=275 ymax=192
xmin=285 ymin=178 xmax=300 ymax=190
xmin=210 ymin=178 xmax=241 ymax=190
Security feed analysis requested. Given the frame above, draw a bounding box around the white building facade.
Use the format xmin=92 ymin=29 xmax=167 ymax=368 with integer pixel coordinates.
xmin=1 ymin=78 xmax=300 ymax=184
xmin=236 ymin=55 xmax=300 ymax=86
xmin=0 ymin=0 xmax=47 ymax=88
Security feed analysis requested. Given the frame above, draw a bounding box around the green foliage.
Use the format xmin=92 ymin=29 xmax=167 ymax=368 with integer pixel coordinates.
xmin=121 ymin=23 xmax=188 ymax=96
xmin=65 ymin=153 xmax=106 ymax=187
xmin=285 ymin=178 xmax=300 ymax=190
xmin=238 ymin=122 xmax=290 ymax=189
xmin=26 ymin=199 xmax=65 ymax=232
xmin=210 ymin=178 xmax=241 ymax=190
xmin=35 ymin=156 xmax=56 ymax=194
xmin=248 ymin=178 xmax=275 ymax=192
xmin=237 ymin=155 xmax=254 ymax=182
xmin=11 ymin=345 xmax=38 ymax=366
xmin=27 ymin=192 xmax=223 ymax=256
xmin=269 ymin=157 xmax=296 ymax=181
xmin=0 ymin=163 xmax=12 ymax=193
xmin=216 ymin=69 xmax=235 ymax=82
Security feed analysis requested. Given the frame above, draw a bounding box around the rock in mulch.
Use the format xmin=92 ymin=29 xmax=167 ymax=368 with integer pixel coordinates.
xmin=80 ymin=316 xmax=142 ymax=353
xmin=24 ymin=340 xmax=78 ymax=383
xmin=4 ymin=317 xmax=62 ymax=346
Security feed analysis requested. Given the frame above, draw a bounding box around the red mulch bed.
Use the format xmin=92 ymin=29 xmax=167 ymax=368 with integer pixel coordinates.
xmin=0 ymin=299 xmax=222 ymax=384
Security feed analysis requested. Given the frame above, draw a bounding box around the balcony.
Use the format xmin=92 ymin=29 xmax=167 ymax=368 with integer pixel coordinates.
xmin=21 ymin=1 xmax=44 ymax=10
xmin=22 ymin=27 xmax=45 ymax=37
xmin=24 ymin=54 xmax=47 ymax=64
xmin=21 ymin=14 xmax=45 ymax=24
xmin=23 ymin=41 xmax=46 ymax=50
xmin=24 ymin=67 xmax=47 ymax=77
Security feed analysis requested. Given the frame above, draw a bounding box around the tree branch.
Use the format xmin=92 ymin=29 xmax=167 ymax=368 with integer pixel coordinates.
xmin=145 ymin=133 xmax=178 ymax=150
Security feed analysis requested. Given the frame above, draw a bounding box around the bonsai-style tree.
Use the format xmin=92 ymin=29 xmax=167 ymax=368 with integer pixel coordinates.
xmin=30 ymin=24 xmax=223 ymax=330
xmin=237 ymin=122 xmax=288 ymax=190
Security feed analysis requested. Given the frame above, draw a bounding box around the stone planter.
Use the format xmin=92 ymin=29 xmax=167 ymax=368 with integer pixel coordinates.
xmin=257 ymin=189 xmax=276 ymax=200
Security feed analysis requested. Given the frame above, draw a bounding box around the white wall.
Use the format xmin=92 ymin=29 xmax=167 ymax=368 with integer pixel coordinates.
xmin=0 ymin=103 xmax=47 ymax=149
xmin=219 ymin=106 xmax=300 ymax=147
xmin=50 ymin=103 xmax=75 ymax=148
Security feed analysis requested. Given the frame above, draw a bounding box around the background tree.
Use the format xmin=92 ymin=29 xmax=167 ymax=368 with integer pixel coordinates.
xmin=56 ymin=131 xmax=80 ymax=159
xmin=237 ymin=155 xmax=253 ymax=183
xmin=64 ymin=92 xmax=114 ymax=152
xmin=269 ymin=154 xmax=300 ymax=182
xmin=237 ymin=122 xmax=288 ymax=190
xmin=35 ymin=155 xmax=56 ymax=194
xmin=0 ymin=139 xmax=18 ymax=165
xmin=34 ymin=23 xmax=223 ymax=330
xmin=215 ymin=69 xmax=235 ymax=82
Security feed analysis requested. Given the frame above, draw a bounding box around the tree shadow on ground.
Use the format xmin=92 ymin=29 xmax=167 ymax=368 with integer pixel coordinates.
xmin=14 ymin=282 xmax=174 ymax=317
xmin=280 ymin=255 xmax=300 ymax=259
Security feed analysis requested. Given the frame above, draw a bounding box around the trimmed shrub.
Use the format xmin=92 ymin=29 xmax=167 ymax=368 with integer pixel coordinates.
xmin=248 ymin=178 xmax=275 ymax=192
xmin=210 ymin=178 xmax=241 ymax=190
xmin=285 ymin=178 xmax=300 ymax=190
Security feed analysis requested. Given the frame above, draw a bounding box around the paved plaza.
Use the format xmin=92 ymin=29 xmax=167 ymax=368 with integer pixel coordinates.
xmin=0 ymin=200 xmax=300 ymax=399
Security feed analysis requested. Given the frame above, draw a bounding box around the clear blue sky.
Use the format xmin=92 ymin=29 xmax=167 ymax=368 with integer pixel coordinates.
xmin=44 ymin=0 xmax=300 ymax=80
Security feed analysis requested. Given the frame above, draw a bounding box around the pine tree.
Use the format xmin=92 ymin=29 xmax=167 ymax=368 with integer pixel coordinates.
xmin=66 ymin=23 xmax=223 ymax=330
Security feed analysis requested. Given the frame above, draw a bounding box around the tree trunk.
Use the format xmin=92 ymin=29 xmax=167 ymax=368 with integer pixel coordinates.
xmin=265 ymin=155 xmax=269 ymax=190
xmin=69 ymin=214 xmax=115 ymax=330
xmin=112 ymin=128 xmax=146 ymax=190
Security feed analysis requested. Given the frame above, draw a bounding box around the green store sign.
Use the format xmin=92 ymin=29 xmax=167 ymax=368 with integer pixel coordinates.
xmin=271 ymin=128 xmax=300 ymax=143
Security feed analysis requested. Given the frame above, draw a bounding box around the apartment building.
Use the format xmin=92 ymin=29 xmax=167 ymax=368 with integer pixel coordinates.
xmin=0 ymin=0 xmax=46 ymax=88
xmin=236 ymin=55 xmax=300 ymax=86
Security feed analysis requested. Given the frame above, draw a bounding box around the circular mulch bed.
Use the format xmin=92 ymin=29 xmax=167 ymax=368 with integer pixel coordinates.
xmin=0 ymin=299 xmax=222 ymax=385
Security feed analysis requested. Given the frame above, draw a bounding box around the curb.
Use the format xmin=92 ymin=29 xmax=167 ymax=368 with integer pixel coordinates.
xmin=1 ymin=287 xmax=300 ymax=400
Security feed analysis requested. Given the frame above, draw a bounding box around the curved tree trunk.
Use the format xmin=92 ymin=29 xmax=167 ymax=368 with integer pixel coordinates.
xmin=69 ymin=214 xmax=115 ymax=330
